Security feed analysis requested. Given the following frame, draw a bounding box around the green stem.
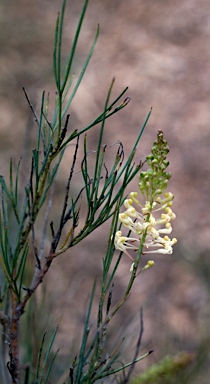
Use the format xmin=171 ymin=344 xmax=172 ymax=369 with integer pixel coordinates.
xmin=125 ymin=230 xmax=148 ymax=296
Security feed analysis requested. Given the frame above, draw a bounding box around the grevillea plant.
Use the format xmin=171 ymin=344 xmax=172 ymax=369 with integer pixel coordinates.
xmin=0 ymin=1 xmax=177 ymax=383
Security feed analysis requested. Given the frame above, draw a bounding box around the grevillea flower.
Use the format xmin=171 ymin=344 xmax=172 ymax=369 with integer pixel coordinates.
xmin=114 ymin=192 xmax=177 ymax=258
xmin=114 ymin=130 xmax=177 ymax=271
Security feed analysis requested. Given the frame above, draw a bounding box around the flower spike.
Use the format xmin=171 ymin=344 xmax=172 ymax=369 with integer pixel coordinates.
xmin=114 ymin=131 xmax=177 ymax=272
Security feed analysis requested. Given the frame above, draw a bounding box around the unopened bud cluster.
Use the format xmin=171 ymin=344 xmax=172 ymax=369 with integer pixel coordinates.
xmin=139 ymin=130 xmax=171 ymax=201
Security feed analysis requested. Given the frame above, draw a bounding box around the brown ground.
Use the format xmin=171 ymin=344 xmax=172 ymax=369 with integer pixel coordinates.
xmin=0 ymin=0 xmax=210 ymax=383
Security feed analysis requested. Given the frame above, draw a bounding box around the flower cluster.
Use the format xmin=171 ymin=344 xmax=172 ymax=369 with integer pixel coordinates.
xmin=114 ymin=191 xmax=177 ymax=258
xmin=114 ymin=130 xmax=177 ymax=271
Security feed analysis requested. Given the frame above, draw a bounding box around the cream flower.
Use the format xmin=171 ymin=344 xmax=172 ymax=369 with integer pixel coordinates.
xmin=114 ymin=231 xmax=137 ymax=260
xmin=114 ymin=191 xmax=177 ymax=261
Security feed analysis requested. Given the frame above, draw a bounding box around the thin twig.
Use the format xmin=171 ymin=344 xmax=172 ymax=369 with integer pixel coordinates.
xmin=22 ymin=87 xmax=47 ymax=154
xmin=120 ymin=308 xmax=144 ymax=384
xmin=50 ymin=135 xmax=79 ymax=252
xmin=38 ymin=178 xmax=55 ymax=261
xmin=22 ymin=88 xmax=40 ymax=128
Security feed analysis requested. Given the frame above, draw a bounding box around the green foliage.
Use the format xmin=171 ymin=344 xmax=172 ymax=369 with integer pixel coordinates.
xmin=0 ymin=1 xmax=179 ymax=384
xmin=35 ymin=328 xmax=59 ymax=384
xmin=0 ymin=0 xmax=150 ymax=305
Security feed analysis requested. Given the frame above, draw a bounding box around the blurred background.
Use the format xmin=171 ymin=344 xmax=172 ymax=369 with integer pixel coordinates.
xmin=0 ymin=0 xmax=210 ymax=382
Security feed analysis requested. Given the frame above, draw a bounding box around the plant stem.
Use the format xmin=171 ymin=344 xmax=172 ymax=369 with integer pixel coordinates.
xmin=8 ymin=251 xmax=56 ymax=382
xmin=10 ymin=292 xmax=20 ymax=383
